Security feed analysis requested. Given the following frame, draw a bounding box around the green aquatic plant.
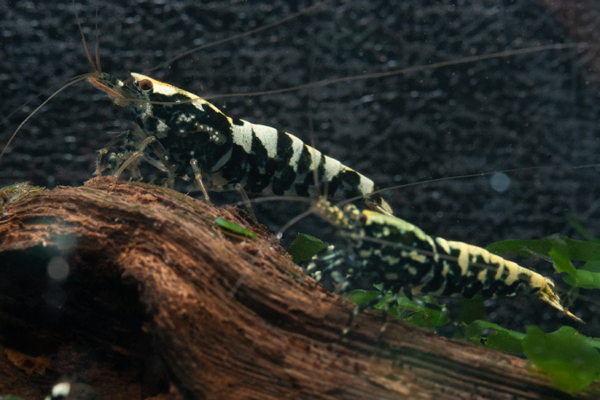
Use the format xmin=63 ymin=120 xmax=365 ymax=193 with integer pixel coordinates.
xmin=215 ymin=217 xmax=258 ymax=241
xmin=287 ymin=233 xmax=325 ymax=264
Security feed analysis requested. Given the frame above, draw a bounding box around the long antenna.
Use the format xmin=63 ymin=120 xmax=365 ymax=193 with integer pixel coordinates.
xmin=203 ymin=43 xmax=589 ymax=101
xmin=72 ymin=0 xmax=98 ymax=73
xmin=0 ymin=74 xmax=96 ymax=161
xmin=143 ymin=0 xmax=334 ymax=75
xmin=94 ymin=1 xmax=102 ymax=73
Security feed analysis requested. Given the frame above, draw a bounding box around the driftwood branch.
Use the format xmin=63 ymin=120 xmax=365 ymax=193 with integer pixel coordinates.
xmin=0 ymin=177 xmax=595 ymax=400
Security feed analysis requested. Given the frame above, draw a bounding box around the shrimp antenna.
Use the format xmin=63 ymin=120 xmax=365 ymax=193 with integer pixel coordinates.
xmin=119 ymin=43 xmax=592 ymax=109
xmin=1 ymin=1 xmax=102 ymax=163
xmin=276 ymin=208 xmax=317 ymax=240
xmin=72 ymin=0 xmax=99 ymax=73
xmin=0 ymin=74 xmax=97 ymax=161
xmin=144 ymin=0 xmax=334 ymax=75
xmin=334 ymin=164 xmax=575 ymax=210
xmin=94 ymin=2 xmax=102 ymax=73
xmin=206 ymin=43 xmax=589 ymax=101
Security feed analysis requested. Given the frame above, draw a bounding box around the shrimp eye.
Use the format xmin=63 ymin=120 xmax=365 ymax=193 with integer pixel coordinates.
xmin=139 ymin=79 xmax=153 ymax=92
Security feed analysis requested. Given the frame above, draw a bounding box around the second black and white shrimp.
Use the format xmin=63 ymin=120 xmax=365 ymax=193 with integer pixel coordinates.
xmin=303 ymin=199 xmax=583 ymax=324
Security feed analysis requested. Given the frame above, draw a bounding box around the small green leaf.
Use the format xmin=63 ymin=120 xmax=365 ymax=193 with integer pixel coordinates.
xmin=287 ymin=233 xmax=325 ymax=264
xmin=552 ymin=326 xmax=600 ymax=350
xmin=563 ymin=269 xmax=600 ymax=289
xmin=465 ymin=320 xmax=525 ymax=353
xmin=548 ymin=246 xmax=577 ymax=279
xmin=349 ymin=289 xmax=381 ymax=306
xmin=215 ymin=218 xmax=258 ymax=241
xmin=348 ymin=290 xmax=448 ymax=328
xmin=583 ymin=260 xmax=600 ymax=273
xmin=349 ymin=287 xmax=395 ymax=309
xmin=567 ymin=216 xmax=598 ymax=242
xmin=561 ymin=258 xmax=600 ymax=288
xmin=486 ymin=238 xmax=552 ymax=258
xmin=396 ymin=295 xmax=449 ymax=328
xmin=352 ymin=285 xmax=398 ymax=312
xmin=523 ymin=326 xmax=600 ymax=393
xmin=0 ymin=396 xmax=26 ymax=400
xmin=487 ymin=237 xmax=600 ymax=262
xmin=458 ymin=297 xmax=487 ymax=324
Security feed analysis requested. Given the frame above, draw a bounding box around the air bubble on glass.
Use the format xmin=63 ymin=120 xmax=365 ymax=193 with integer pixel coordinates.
xmin=489 ymin=172 xmax=511 ymax=193
xmin=47 ymin=256 xmax=69 ymax=282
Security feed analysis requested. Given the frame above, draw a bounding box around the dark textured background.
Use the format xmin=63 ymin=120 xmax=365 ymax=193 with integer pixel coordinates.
xmin=2 ymin=0 xmax=600 ymax=334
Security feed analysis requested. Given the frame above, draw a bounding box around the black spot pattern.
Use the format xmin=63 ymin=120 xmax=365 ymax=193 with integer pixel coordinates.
xmin=133 ymin=92 xmax=231 ymax=176
xmin=219 ymin=145 xmax=248 ymax=185
xmin=245 ymin=128 xmax=274 ymax=193
xmin=271 ymin=130 xmax=297 ymax=195
xmin=230 ymin=116 xmax=244 ymax=126
xmin=306 ymin=209 xmax=536 ymax=303
xmin=296 ymin=145 xmax=313 ymax=176
xmin=336 ymin=169 xmax=363 ymax=199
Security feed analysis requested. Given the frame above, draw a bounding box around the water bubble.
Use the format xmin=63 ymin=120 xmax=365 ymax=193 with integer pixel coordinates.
xmin=47 ymin=257 xmax=69 ymax=282
xmin=489 ymin=172 xmax=511 ymax=193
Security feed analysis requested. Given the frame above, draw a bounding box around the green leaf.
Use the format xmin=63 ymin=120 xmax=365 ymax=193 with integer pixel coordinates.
xmin=348 ymin=290 xmax=448 ymax=328
xmin=548 ymin=246 xmax=577 ymax=279
xmin=583 ymin=260 xmax=600 ymax=273
xmin=522 ymin=326 xmax=600 ymax=393
xmin=560 ymin=256 xmax=600 ymax=288
xmin=567 ymin=216 xmax=598 ymax=242
xmin=0 ymin=396 xmax=26 ymax=400
xmin=487 ymin=237 xmax=600 ymax=262
xmin=395 ymin=295 xmax=449 ymax=328
xmin=563 ymin=269 xmax=600 ymax=289
xmin=287 ymin=233 xmax=325 ymax=264
xmin=552 ymin=326 xmax=600 ymax=350
xmin=215 ymin=217 xmax=258 ymax=241
xmin=349 ymin=289 xmax=381 ymax=306
xmin=458 ymin=297 xmax=487 ymax=324
xmin=465 ymin=320 xmax=525 ymax=353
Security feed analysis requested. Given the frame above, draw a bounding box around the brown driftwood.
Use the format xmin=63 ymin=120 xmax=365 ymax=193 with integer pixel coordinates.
xmin=0 ymin=177 xmax=596 ymax=400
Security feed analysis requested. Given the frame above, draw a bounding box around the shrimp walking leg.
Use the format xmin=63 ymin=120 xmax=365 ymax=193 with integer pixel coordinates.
xmin=113 ymin=136 xmax=156 ymax=179
xmin=96 ymin=130 xmax=130 ymax=176
xmin=190 ymin=159 xmax=210 ymax=202
xmin=235 ymin=183 xmax=258 ymax=223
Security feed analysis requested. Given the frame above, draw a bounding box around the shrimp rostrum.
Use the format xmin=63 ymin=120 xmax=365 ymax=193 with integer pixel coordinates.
xmin=304 ymin=200 xmax=583 ymax=323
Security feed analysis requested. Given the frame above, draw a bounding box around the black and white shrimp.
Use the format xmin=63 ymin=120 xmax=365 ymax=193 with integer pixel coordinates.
xmin=87 ymin=71 xmax=393 ymax=215
xmin=303 ymin=199 xmax=583 ymax=324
